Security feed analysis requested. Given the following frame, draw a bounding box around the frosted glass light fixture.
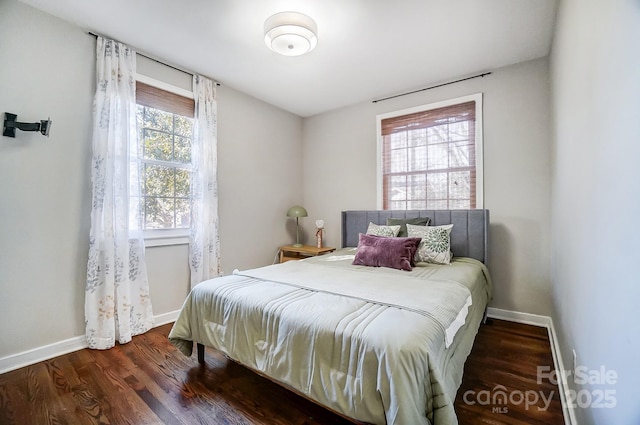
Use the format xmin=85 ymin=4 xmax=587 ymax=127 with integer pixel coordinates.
xmin=264 ymin=12 xmax=318 ymax=56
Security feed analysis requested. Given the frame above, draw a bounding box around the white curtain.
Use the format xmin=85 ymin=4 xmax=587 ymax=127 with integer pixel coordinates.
xmin=85 ymin=37 xmax=154 ymax=350
xmin=189 ymin=75 xmax=221 ymax=288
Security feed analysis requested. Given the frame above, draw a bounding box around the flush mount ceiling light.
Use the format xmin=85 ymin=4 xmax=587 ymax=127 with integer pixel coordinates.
xmin=264 ymin=12 xmax=318 ymax=57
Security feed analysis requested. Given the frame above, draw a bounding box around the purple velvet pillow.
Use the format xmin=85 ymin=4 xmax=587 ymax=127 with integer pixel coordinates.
xmin=352 ymin=233 xmax=422 ymax=271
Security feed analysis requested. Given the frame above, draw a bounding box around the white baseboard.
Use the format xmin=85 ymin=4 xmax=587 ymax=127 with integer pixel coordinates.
xmin=487 ymin=307 xmax=552 ymax=327
xmin=487 ymin=307 xmax=577 ymax=425
xmin=0 ymin=310 xmax=180 ymax=375
xmin=0 ymin=334 xmax=88 ymax=375
xmin=153 ymin=309 xmax=180 ymax=327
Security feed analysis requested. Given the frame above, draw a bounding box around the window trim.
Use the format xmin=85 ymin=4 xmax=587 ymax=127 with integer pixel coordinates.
xmin=376 ymin=93 xmax=484 ymax=210
xmin=143 ymin=228 xmax=189 ymax=248
xmin=135 ymin=74 xmax=194 ymax=247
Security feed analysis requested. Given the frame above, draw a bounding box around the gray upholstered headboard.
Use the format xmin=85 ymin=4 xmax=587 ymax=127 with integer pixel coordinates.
xmin=341 ymin=209 xmax=490 ymax=264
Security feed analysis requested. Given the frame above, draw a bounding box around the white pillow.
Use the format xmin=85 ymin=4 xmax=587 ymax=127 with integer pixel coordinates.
xmin=407 ymin=223 xmax=454 ymax=264
xmin=366 ymin=222 xmax=401 ymax=237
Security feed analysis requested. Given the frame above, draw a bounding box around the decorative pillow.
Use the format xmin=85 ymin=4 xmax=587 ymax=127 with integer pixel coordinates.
xmin=352 ymin=233 xmax=422 ymax=271
xmin=407 ymin=223 xmax=454 ymax=264
xmin=366 ymin=222 xmax=401 ymax=237
xmin=386 ymin=217 xmax=431 ymax=237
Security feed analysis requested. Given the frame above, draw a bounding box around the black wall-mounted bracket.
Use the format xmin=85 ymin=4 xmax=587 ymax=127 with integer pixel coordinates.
xmin=3 ymin=112 xmax=52 ymax=138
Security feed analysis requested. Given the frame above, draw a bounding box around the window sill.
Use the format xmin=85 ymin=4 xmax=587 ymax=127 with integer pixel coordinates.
xmin=144 ymin=230 xmax=189 ymax=248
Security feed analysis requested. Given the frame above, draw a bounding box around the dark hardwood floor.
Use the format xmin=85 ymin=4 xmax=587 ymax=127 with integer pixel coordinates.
xmin=455 ymin=319 xmax=564 ymax=424
xmin=0 ymin=319 xmax=564 ymax=425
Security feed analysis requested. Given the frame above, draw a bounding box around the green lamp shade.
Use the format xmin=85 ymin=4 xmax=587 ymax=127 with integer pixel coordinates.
xmin=286 ymin=205 xmax=308 ymax=218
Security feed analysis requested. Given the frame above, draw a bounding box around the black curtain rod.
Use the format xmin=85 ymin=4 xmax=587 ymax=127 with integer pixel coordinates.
xmin=88 ymin=32 xmax=221 ymax=86
xmin=372 ymin=72 xmax=492 ymax=103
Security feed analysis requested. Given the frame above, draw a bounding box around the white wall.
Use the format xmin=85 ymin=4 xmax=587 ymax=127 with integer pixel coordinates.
xmin=0 ymin=0 xmax=94 ymax=356
xmin=0 ymin=0 xmax=302 ymax=359
xmin=217 ymin=85 xmax=304 ymax=270
xmin=550 ymin=0 xmax=640 ymax=423
xmin=303 ymin=57 xmax=553 ymax=316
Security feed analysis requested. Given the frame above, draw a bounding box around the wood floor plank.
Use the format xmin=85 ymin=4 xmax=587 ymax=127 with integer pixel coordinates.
xmin=455 ymin=318 xmax=564 ymax=425
xmin=0 ymin=380 xmax=20 ymax=425
xmin=60 ymin=351 xmax=112 ymax=425
xmin=118 ymin=334 xmax=247 ymax=424
xmin=0 ymin=319 xmax=565 ymax=425
xmin=97 ymin=340 xmax=211 ymax=425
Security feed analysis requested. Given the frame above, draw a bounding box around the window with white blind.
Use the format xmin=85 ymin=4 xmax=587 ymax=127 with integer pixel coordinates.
xmin=135 ymin=80 xmax=195 ymax=242
xmin=377 ymin=93 xmax=483 ymax=210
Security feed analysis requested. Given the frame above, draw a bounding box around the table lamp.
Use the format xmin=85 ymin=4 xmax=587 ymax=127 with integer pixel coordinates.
xmin=287 ymin=205 xmax=308 ymax=247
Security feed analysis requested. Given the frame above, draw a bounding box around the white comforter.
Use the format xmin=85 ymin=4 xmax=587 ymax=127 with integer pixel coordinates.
xmin=169 ymin=250 xmax=492 ymax=425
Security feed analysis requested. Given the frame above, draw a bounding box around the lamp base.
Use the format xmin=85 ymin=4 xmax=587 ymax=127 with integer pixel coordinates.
xmin=292 ymin=243 xmax=303 ymax=248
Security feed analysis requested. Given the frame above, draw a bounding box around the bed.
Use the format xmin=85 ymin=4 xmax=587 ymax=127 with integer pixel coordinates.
xmin=169 ymin=209 xmax=492 ymax=425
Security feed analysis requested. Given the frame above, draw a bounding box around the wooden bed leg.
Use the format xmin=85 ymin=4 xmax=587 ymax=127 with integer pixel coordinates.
xmin=197 ymin=343 xmax=205 ymax=364
xmin=482 ymin=307 xmax=489 ymax=324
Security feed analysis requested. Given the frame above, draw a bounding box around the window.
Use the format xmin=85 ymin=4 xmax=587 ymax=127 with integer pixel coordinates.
xmin=135 ymin=80 xmax=195 ymax=237
xmin=377 ymin=94 xmax=483 ymax=210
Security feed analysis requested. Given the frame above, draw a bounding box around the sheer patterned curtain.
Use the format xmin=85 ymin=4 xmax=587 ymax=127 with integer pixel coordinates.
xmin=189 ymin=75 xmax=221 ymax=288
xmin=85 ymin=37 xmax=154 ymax=350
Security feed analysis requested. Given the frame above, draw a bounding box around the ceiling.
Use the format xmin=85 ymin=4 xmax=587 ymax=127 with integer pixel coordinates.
xmin=19 ymin=0 xmax=558 ymax=117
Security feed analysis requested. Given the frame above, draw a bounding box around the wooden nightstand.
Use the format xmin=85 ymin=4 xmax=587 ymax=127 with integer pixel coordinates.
xmin=279 ymin=245 xmax=336 ymax=263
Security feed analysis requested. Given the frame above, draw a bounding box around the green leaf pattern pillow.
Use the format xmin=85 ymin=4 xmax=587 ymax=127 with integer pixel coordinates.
xmin=407 ymin=224 xmax=454 ymax=264
xmin=366 ymin=222 xmax=401 ymax=237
